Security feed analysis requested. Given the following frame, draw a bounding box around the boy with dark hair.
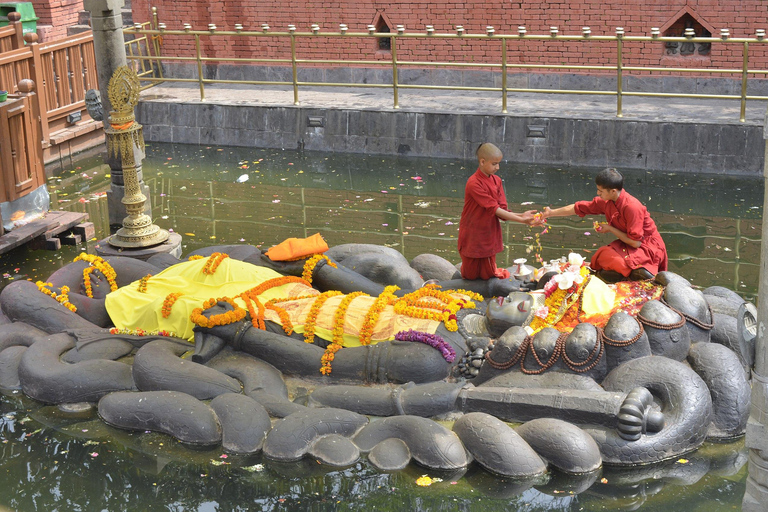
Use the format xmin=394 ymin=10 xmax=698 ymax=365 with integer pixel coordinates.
xmin=542 ymin=167 xmax=667 ymax=282
xmin=457 ymin=143 xmax=537 ymax=280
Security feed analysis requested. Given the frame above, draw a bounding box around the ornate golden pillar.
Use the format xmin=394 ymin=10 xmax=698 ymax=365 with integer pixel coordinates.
xmin=104 ymin=66 xmax=169 ymax=248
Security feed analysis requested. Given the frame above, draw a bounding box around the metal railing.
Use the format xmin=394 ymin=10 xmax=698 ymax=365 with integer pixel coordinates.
xmin=124 ymin=17 xmax=164 ymax=88
xmin=124 ymin=10 xmax=768 ymax=122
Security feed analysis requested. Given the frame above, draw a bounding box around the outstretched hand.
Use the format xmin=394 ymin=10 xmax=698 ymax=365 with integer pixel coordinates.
xmin=518 ymin=209 xmax=538 ymax=225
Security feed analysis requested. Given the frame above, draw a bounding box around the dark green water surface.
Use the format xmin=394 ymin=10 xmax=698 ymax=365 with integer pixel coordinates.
xmin=0 ymin=142 xmax=760 ymax=511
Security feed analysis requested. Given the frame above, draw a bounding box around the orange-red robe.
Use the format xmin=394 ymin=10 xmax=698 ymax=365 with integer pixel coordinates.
xmin=457 ymin=168 xmax=510 ymax=280
xmin=575 ymin=190 xmax=668 ymax=276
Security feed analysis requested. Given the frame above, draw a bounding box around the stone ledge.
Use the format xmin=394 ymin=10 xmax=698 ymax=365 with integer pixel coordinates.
xmin=49 ymin=119 xmax=103 ymax=145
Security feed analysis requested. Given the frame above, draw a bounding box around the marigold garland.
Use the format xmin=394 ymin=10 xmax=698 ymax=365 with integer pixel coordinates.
xmin=528 ymin=266 xmax=590 ymax=334
xmin=392 ymin=285 xmax=474 ymax=332
xmin=74 ymin=253 xmax=118 ymax=297
xmin=240 ymin=293 xmax=266 ymax=330
xmin=36 ymin=281 xmax=77 ymax=312
xmin=190 ymin=297 xmax=246 ymax=328
xmin=202 ymin=252 xmax=229 ymax=275
xmin=188 ymin=255 xmax=205 ymax=261
xmin=241 ymin=276 xmax=311 ymax=299
xmin=265 ymin=301 xmax=294 ymax=335
xmin=162 ymin=292 xmax=183 ymax=318
xmin=321 ymin=291 xmax=367 ymax=375
xmin=359 ymin=285 xmax=400 ymax=346
xmin=137 ymin=274 xmax=152 ymax=293
xmin=303 ymin=291 xmax=343 ymax=344
xmin=302 ymin=254 xmax=337 ymax=283
xmin=109 ymin=327 xmax=179 ymax=337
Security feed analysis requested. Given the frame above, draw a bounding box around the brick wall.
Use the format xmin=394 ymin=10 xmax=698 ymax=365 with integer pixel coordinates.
xmin=32 ymin=0 xmax=83 ymax=41
xmin=130 ymin=0 xmax=768 ymax=73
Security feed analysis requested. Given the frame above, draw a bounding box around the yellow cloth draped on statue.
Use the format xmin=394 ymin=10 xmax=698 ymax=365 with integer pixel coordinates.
xmin=105 ymin=257 xmax=441 ymax=344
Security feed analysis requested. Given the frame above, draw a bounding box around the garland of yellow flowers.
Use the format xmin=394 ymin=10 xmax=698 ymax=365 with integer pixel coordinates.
xmin=392 ymin=285 xmax=476 ymax=332
xmin=162 ymin=292 xmax=183 ymax=318
xmin=359 ymin=285 xmax=400 ymax=346
xmin=240 ymin=276 xmax=311 ymax=298
xmin=190 ymin=297 xmax=246 ymax=328
xmin=303 ymin=290 xmax=343 ymax=344
xmin=188 ymin=255 xmax=204 ymax=260
xmin=202 ymin=252 xmax=229 ymax=275
xmin=528 ymin=266 xmax=591 ymax=334
xmin=74 ymin=254 xmax=118 ymax=298
xmin=321 ymin=291 xmax=367 ymax=375
xmin=36 ymin=281 xmax=77 ymax=312
xmin=137 ymin=274 xmax=152 ymax=293
xmin=301 ymin=254 xmax=338 ymax=283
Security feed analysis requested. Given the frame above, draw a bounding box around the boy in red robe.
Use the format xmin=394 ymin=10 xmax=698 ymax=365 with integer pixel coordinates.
xmin=457 ymin=143 xmax=537 ymax=280
xmin=542 ymin=167 xmax=668 ymax=282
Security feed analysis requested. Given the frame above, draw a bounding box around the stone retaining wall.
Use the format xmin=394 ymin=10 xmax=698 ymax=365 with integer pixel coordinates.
xmin=136 ymin=100 xmax=764 ymax=175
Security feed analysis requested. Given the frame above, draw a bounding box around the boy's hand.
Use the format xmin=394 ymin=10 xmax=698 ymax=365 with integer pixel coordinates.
xmin=542 ymin=206 xmax=553 ymax=218
xmin=530 ymin=211 xmax=547 ymax=227
xmin=593 ymin=220 xmax=608 ymax=233
xmin=519 ymin=209 xmax=536 ymax=224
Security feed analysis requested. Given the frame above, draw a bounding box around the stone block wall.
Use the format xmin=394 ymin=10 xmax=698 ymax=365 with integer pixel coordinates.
xmin=136 ymin=100 xmax=764 ymax=175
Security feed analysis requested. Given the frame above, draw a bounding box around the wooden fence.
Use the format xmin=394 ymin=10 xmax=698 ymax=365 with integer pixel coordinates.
xmin=0 ymin=16 xmax=98 ymax=150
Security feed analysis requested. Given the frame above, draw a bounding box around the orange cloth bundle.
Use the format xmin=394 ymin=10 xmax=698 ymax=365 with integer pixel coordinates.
xmin=265 ymin=233 xmax=329 ymax=261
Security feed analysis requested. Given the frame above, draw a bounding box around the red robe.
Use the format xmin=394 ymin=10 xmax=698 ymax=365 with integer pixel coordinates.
xmin=457 ymin=169 xmax=510 ymax=279
xmin=575 ymin=190 xmax=668 ymax=275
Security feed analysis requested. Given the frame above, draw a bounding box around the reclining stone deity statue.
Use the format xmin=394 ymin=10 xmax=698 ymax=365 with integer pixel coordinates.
xmin=0 ymin=242 xmax=754 ymax=477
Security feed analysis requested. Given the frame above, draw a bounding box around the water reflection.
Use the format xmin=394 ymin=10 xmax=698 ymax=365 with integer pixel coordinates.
xmin=0 ymin=143 xmax=758 ymax=510
xmin=3 ymin=142 xmax=760 ymax=298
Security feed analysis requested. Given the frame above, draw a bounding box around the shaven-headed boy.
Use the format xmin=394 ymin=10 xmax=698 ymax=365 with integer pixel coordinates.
xmin=457 ymin=143 xmax=536 ymax=280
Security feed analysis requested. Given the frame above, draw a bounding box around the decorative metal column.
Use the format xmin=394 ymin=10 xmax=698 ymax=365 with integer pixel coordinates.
xmin=105 ymin=66 xmax=169 ymax=248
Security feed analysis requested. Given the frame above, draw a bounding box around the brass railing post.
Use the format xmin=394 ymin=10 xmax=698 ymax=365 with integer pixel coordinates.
xmin=616 ymin=27 xmax=624 ymax=118
xmin=289 ymin=26 xmax=299 ymax=105
xmin=501 ymin=38 xmax=508 ymax=114
xmin=151 ymin=7 xmax=165 ymax=80
xmin=194 ymin=33 xmax=205 ymax=100
xmin=391 ymin=34 xmax=399 ymax=109
xmin=741 ymin=41 xmax=749 ymax=123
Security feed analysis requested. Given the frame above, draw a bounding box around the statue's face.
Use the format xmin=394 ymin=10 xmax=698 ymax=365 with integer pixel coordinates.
xmin=486 ymin=292 xmax=534 ymax=337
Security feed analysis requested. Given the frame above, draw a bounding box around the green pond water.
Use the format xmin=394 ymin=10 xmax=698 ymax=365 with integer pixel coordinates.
xmin=0 ymin=142 xmax=762 ymax=511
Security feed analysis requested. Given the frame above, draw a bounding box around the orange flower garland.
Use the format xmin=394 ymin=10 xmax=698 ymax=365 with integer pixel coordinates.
xmin=190 ymin=297 xmax=246 ymax=328
xmin=302 ymin=254 xmax=338 ymax=283
xmin=137 ymin=274 xmax=152 ymax=293
xmin=528 ymin=266 xmax=590 ymax=334
xmin=74 ymin=254 xmax=118 ymax=297
xmin=162 ymin=292 xmax=183 ymax=318
xmin=392 ymin=285 xmax=475 ymax=332
xmin=202 ymin=252 xmax=229 ymax=275
xmin=240 ymin=276 xmax=311 ymax=298
xmin=265 ymin=301 xmax=295 ymax=336
xmin=359 ymin=285 xmax=400 ymax=346
xmin=82 ymin=267 xmax=95 ymax=297
xmin=303 ymin=290 xmax=343 ymax=344
xmin=321 ymin=291 xmax=367 ymax=375
xmin=36 ymin=281 xmax=77 ymax=312
xmin=188 ymin=255 xmax=204 ymax=261
xmin=240 ymin=293 xmax=267 ymax=330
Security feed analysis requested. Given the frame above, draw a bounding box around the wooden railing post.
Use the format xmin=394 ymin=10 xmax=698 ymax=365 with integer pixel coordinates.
xmin=15 ymin=78 xmax=44 ymax=186
xmin=24 ymin=33 xmax=50 ymax=146
xmin=8 ymin=11 xmax=23 ymax=50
